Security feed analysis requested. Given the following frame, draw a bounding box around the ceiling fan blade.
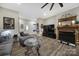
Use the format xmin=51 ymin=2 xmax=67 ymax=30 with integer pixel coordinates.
xmin=59 ymin=3 xmax=63 ymax=7
xmin=41 ymin=3 xmax=48 ymax=9
xmin=50 ymin=3 xmax=54 ymax=11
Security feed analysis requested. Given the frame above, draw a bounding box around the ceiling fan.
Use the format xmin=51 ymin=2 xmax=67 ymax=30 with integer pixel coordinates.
xmin=41 ymin=3 xmax=63 ymax=11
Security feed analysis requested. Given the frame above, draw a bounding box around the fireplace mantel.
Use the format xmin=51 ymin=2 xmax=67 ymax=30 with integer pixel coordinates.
xmin=57 ymin=16 xmax=79 ymax=45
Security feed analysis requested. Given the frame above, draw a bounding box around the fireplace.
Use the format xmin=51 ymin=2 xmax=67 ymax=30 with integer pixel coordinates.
xmin=59 ymin=31 xmax=75 ymax=44
xmin=57 ymin=16 xmax=79 ymax=45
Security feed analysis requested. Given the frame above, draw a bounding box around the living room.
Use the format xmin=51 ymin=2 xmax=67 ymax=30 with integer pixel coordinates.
xmin=0 ymin=3 xmax=79 ymax=56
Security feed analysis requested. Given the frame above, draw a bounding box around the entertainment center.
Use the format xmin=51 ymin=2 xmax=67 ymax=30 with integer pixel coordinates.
xmin=42 ymin=24 xmax=56 ymax=39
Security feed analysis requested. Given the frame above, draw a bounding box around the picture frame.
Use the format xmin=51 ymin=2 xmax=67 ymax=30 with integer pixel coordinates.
xmin=3 ymin=17 xmax=15 ymax=29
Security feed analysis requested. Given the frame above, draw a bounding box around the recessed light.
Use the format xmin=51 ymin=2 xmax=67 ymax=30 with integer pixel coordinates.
xmin=43 ymin=13 xmax=47 ymax=16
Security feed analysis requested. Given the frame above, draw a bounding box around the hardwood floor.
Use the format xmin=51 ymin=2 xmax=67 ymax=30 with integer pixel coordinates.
xmin=11 ymin=36 xmax=78 ymax=56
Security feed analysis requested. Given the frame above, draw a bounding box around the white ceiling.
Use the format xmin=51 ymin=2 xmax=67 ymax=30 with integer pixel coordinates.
xmin=0 ymin=3 xmax=79 ymax=20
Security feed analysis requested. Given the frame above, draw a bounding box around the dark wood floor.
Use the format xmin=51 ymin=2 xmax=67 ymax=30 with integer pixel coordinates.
xmin=11 ymin=36 xmax=78 ymax=56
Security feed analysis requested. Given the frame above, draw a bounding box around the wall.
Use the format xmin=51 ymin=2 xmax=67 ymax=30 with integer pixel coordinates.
xmin=43 ymin=16 xmax=58 ymax=29
xmin=0 ymin=7 xmax=19 ymax=34
xmin=37 ymin=18 xmax=44 ymax=36
xmin=19 ymin=18 xmax=37 ymax=34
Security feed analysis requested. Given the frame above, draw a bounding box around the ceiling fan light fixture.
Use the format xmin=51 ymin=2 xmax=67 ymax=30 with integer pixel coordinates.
xmin=50 ymin=3 xmax=54 ymax=11
xmin=41 ymin=3 xmax=48 ymax=9
xmin=41 ymin=3 xmax=63 ymax=11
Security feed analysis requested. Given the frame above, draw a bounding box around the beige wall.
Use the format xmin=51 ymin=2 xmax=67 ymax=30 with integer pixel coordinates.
xmin=36 ymin=18 xmax=44 ymax=36
xmin=0 ymin=7 xmax=19 ymax=34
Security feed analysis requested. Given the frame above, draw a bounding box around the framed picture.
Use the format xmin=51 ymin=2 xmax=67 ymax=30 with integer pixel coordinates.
xmin=3 ymin=17 xmax=15 ymax=29
xmin=21 ymin=24 xmax=24 ymax=29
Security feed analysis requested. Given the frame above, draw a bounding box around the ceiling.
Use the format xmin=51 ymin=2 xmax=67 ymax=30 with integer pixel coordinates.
xmin=0 ymin=3 xmax=79 ymax=20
